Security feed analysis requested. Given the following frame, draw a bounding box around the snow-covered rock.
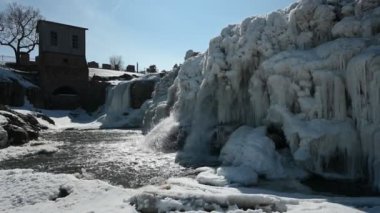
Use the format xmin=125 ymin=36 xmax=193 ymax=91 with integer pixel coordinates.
xmin=142 ymin=67 xmax=180 ymax=133
xmin=144 ymin=0 xmax=380 ymax=190
xmin=0 ymin=106 xmax=45 ymax=148
xmin=0 ymin=140 xmax=60 ymax=161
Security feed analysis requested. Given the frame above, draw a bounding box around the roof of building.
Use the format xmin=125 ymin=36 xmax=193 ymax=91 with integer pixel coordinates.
xmin=37 ymin=20 xmax=88 ymax=31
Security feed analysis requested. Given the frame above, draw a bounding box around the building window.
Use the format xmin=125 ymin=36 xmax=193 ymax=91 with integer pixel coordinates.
xmin=50 ymin=31 xmax=58 ymax=46
xmin=72 ymin=35 xmax=78 ymax=49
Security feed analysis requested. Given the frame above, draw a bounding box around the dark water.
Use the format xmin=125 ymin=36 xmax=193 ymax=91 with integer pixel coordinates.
xmin=0 ymin=129 xmax=191 ymax=188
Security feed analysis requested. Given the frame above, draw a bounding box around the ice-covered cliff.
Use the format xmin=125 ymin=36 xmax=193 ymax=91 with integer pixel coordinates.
xmin=144 ymin=0 xmax=380 ymax=190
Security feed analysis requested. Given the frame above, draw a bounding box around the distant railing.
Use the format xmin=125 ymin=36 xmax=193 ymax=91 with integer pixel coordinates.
xmin=0 ymin=55 xmax=36 ymax=66
xmin=0 ymin=55 xmax=16 ymax=65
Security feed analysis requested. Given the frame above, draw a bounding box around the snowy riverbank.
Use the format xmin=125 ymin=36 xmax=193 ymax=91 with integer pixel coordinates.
xmin=1 ymin=169 xmax=380 ymax=212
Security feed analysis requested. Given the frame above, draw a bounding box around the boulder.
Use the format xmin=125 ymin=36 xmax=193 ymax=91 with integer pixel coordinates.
xmin=0 ymin=126 xmax=8 ymax=148
xmin=0 ymin=105 xmax=46 ymax=148
xmin=36 ymin=113 xmax=55 ymax=125
xmin=4 ymin=124 xmax=28 ymax=145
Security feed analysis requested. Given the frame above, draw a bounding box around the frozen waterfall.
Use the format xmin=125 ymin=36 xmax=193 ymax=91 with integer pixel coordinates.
xmin=143 ymin=0 xmax=380 ymax=190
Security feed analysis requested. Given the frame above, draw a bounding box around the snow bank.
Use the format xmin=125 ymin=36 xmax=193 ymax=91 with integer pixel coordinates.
xmin=89 ymin=68 xmax=143 ymax=78
xmin=0 ymin=67 xmax=37 ymax=88
xmin=196 ymin=167 xmax=228 ymax=186
xmin=0 ymin=169 xmax=137 ymax=213
xmin=143 ymin=0 xmax=380 ymax=190
xmin=129 ymin=177 xmax=380 ymax=212
xmin=13 ymin=106 xmax=101 ymax=130
xmin=2 ymin=169 xmax=380 ymax=212
xmin=0 ymin=140 xmax=61 ymax=161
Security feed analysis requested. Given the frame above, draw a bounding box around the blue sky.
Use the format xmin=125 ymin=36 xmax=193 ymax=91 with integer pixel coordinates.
xmin=0 ymin=0 xmax=295 ymax=71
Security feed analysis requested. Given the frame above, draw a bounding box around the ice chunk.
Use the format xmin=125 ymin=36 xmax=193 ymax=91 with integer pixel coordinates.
xmin=220 ymin=126 xmax=286 ymax=180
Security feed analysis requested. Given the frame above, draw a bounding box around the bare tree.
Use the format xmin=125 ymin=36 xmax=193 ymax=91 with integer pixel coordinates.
xmin=0 ymin=3 xmax=43 ymax=65
xmin=109 ymin=55 xmax=124 ymax=70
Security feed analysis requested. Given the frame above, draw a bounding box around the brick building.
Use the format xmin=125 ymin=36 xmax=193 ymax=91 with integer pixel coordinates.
xmin=37 ymin=20 xmax=89 ymax=109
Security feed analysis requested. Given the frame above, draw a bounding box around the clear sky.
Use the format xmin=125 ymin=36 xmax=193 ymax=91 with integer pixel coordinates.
xmin=0 ymin=0 xmax=295 ymax=71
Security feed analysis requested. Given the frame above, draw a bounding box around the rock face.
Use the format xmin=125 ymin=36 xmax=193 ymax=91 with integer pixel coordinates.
xmin=0 ymin=126 xmax=8 ymax=147
xmin=0 ymin=105 xmax=45 ymax=148
xmin=144 ymin=0 xmax=380 ymax=191
xmin=130 ymin=80 xmax=156 ymax=109
xmin=0 ymin=80 xmax=25 ymax=106
xmin=0 ymin=68 xmax=43 ymax=107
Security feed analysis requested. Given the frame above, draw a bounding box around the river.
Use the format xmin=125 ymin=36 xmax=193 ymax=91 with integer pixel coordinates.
xmin=0 ymin=129 xmax=191 ymax=188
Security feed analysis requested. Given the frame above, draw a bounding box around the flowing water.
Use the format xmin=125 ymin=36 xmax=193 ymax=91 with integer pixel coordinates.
xmin=0 ymin=129 xmax=191 ymax=188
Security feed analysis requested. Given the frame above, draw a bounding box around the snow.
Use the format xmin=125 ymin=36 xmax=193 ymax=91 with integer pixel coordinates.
xmin=13 ymin=107 xmax=101 ymax=130
xmin=1 ymin=166 xmax=380 ymax=212
xmin=0 ymin=140 xmax=61 ymax=161
xmin=2 ymin=0 xmax=380 ymax=212
xmin=0 ymin=67 xmax=37 ymax=88
xmin=196 ymin=167 xmax=228 ymax=186
xmin=130 ymin=177 xmax=380 ymax=212
xmin=89 ymin=68 xmax=143 ymax=78
xmin=0 ymin=169 xmax=138 ymax=213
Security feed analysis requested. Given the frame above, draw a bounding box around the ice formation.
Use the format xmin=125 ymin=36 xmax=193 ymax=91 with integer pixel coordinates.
xmin=144 ymin=0 xmax=380 ymax=190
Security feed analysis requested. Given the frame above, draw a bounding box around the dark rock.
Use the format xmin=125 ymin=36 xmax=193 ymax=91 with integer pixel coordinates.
xmin=4 ymin=124 xmax=28 ymax=145
xmin=0 ymin=126 xmax=8 ymax=148
xmin=0 ymin=110 xmax=27 ymax=127
xmin=0 ymin=105 xmax=46 ymax=148
xmin=0 ymin=80 xmax=25 ymax=107
xmin=266 ymin=124 xmax=288 ymax=150
xmin=50 ymin=185 xmax=72 ymax=201
xmin=130 ymin=80 xmax=156 ymax=109
xmin=91 ymin=73 xmax=133 ymax=82
xmin=36 ymin=113 xmax=55 ymax=125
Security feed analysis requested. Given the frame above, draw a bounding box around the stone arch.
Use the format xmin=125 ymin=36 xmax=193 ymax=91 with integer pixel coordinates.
xmin=50 ymin=86 xmax=80 ymax=109
xmin=52 ymin=86 xmax=78 ymax=96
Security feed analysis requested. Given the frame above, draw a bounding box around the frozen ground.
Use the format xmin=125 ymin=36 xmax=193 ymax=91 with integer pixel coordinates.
xmin=0 ymin=140 xmax=61 ymax=161
xmin=12 ymin=101 xmax=101 ymax=130
xmin=1 ymin=169 xmax=380 ymax=213
xmin=89 ymin=68 xmax=143 ymax=78
xmin=0 ymin=169 xmax=138 ymax=213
